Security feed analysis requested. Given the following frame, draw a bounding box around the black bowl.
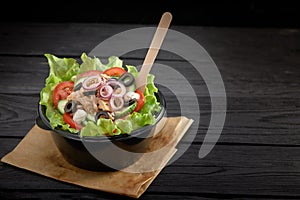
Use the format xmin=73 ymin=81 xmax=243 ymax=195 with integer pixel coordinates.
xmin=36 ymin=88 xmax=166 ymax=171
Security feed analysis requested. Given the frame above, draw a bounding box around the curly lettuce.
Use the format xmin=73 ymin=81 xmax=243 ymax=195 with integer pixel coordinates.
xmin=39 ymin=53 xmax=161 ymax=136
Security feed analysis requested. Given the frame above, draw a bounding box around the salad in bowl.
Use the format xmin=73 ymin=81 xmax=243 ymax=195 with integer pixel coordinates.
xmin=39 ymin=53 xmax=162 ymax=137
xmin=37 ymin=53 xmax=166 ymax=171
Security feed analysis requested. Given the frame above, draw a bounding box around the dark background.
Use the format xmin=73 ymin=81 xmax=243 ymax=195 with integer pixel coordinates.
xmin=2 ymin=0 xmax=300 ymax=28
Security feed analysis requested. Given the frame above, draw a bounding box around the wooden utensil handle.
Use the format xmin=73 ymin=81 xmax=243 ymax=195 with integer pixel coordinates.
xmin=135 ymin=12 xmax=172 ymax=93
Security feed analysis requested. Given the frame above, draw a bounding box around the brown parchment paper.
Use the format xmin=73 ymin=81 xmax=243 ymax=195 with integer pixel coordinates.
xmin=1 ymin=116 xmax=193 ymax=198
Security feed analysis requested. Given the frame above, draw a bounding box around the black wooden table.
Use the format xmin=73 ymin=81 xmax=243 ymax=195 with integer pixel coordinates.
xmin=0 ymin=22 xmax=300 ymax=199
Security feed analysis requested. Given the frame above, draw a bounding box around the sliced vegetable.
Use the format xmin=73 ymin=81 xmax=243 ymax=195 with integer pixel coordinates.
xmin=106 ymin=80 xmax=126 ymax=98
xmin=76 ymin=70 xmax=102 ymax=83
xmin=57 ymin=99 xmax=68 ymax=114
xmin=103 ymin=67 xmax=126 ymax=77
xmin=110 ymin=96 xmax=124 ymax=111
xmin=124 ymin=98 xmax=137 ymax=107
xmin=122 ymin=65 xmax=128 ymax=71
xmin=115 ymin=84 xmax=127 ymax=98
xmin=40 ymin=53 xmax=161 ymax=135
xmin=118 ymin=72 xmax=135 ymax=86
xmin=64 ymin=100 xmax=76 ymax=113
xmin=52 ymin=81 xmax=74 ymax=107
xmin=133 ymin=90 xmax=145 ymax=112
xmin=63 ymin=112 xmax=83 ymax=130
xmin=74 ymin=77 xmax=86 ymax=89
xmin=115 ymin=101 xmax=137 ymax=119
xmin=74 ymin=82 xmax=82 ymax=91
xmin=82 ymin=75 xmax=103 ymax=91
xmin=83 ymin=90 xmax=97 ymax=96
xmin=99 ymin=85 xmax=113 ymax=99
xmin=126 ymin=84 xmax=136 ymax=92
xmin=124 ymin=91 xmax=140 ymax=102
xmin=95 ymin=111 xmax=110 ymax=120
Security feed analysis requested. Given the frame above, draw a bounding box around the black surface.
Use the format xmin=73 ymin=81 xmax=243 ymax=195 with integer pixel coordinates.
xmin=0 ymin=22 xmax=300 ymax=199
xmin=2 ymin=0 xmax=300 ymax=28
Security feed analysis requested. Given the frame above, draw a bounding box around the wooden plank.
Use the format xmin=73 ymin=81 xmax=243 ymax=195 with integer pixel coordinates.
xmin=2 ymin=191 xmax=293 ymax=200
xmin=3 ymin=190 xmax=270 ymax=200
xmin=0 ymin=191 xmax=211 ymax=200
xmin=0 ymin=89 xmax=299 ymax=145
xmin=1 ymin=93 xmax=300 ymax=145
xmin=0 ymin=55 xmax=292 ymax=146
xmin=0 ymin=24 xmax=300 ymax=66
xmin=1 ymin=56 xmax=299 ymax=98
xmin=0 ymin=25 xmax=299 ymax=101
xmin=0 ymin=94 xmax=38 ymax=137
xmin=2 ymin=1 xmax=299 ymax=27
xmin=0 ymin=23 xmax=143 ymax=57
xmin=2 ymin=0 xmax=300 ymax=27
xmin=0 ymin=56 xmax=49 ymax=94
xmin=1 ymin=138 xmax=300 ymax=197
xmin=152 ymin=145 xmax=300 ymax=197
xmin=1 ymin=23 xmax=300 ymax=200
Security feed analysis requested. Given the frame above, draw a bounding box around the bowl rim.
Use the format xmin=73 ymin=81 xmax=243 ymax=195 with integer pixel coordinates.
xmin=37 ymin=87 xmax=166 ymax=143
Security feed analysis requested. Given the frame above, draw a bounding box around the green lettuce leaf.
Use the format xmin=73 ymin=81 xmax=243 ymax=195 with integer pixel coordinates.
xmin=80 ymin=53 xmax=123 ymax=73
xmin=140 ymin=95 xmax=161 ymax=115
xmin=104 ymin=55 xmax=123 ymax=69
xmin=129 ymin=111 xmax=156 ymax=127
xmin=40 ymin=53 xmax=161 ymax=136
xmin=45 ymin=54 xmax=80 ymax=81
xmin=80 ymin=121 xmax=104 ymax=137
xmin=79 ymin=53 xmax=101 ymax=73
xmin=97 ymin=118 xmax=121 ymax=136
xmin=115 ymin=119 xmax=133 ymax=134
xmin=126 ymin=65 xmax=139 ymax=78
xmin=144 ymin=74 xmax=158 ymax=96
xmin=40 ymin=54 xmax=81 ymax=133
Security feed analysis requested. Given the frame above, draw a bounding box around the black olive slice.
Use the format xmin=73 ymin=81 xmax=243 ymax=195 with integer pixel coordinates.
xmin=83 ymin=90 xmax=97 ymax=96
xmin=95 ymin=111 xmax=110 ymax=120
xmin=119 ymin=73 xmax=135 ymax=87
xmin=74 ymin=82 xmax=82 ymax=91
xmin=64 ymin=100 xmax=76 ymax=113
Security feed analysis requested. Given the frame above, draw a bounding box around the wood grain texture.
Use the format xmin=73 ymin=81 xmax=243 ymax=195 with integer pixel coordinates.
xmin=1 ymin=138 xmax=300 ymax=198
xmin=0 ymin=23 xmax=299 ymax=200
xmin=0 ymin=56 xmax=299 ymax=145
xmin=1 ymin=93 xmax=300 ymax=146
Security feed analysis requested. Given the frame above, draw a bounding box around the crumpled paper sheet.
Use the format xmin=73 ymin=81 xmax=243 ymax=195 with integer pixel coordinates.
xmin=1 ymin=116 xmax=193 ymax=198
